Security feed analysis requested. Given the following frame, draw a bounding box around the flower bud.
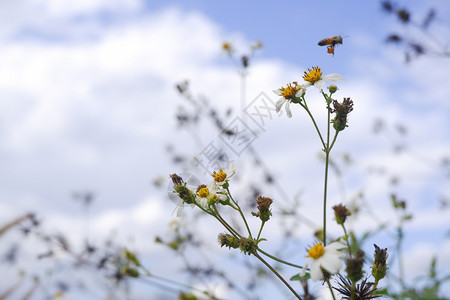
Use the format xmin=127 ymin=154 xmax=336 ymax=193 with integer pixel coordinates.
xmin=238 ymin=237 xmax=257 ymax=255
xmin=241 ymin=55 xmax=249 ymax=68
xmin=328 ymin=84 xmax=338 ymax=94
xmin=122 ymin=267 xmax=139 ymax=278
xmin=170 ymin=174 xmax=195 ymax=204
xmin=178 ymin=292 xmax=197 ymax=300
xmin=124 ymin=249 xmax=141 ymax=267
xmin=346 ymin=250 xmax=365 ymax=282
xmin=333 ymin=204 xmax=351 ymax=225
xmin=372 ymin=244 xmax=388 ymax=281
xmin=218 ymin=233 xmax=239 ymax=250
xmin=331 ymin=98 xmax=354 ymax=132
xmin=251 ymin=196 xmax=273 ymax=222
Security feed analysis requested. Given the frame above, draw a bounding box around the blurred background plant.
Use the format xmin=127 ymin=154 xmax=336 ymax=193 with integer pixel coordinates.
xmin=1 ymin=0 xmax=449 ymax=299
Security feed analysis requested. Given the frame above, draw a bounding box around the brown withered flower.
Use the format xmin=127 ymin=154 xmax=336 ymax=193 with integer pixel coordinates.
xmin=333 ymin=204 xmax=352 ymax=225
xmin=251 ymin=196 xmax=273 ymax=222
xmin=346 ymin=250 xmax=365 ymax=282
xmin=331 ymin=97 xmax=354 ymax=132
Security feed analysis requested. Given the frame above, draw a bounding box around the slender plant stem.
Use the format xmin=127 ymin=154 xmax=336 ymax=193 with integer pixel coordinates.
xmin=145 ymin=272 xmax=206 ymax=294
xmin=253 ymin=252 xmax=303 ymax=300
xmin=207 ymin=206 xmax=241 ymax=238
xmin=329 ymin=131 xmax=339 ymax=152
xmin=327 ymin=279 xmax=337 ymax=300
xmin=351 ymin=281 xmax=356 ymax=300
xmin=341 ymin=224 xmax=352 ymax=257
xmin=257 ymin=248 xmax=303 ymax=269
xmin=323 ymin=103 xmax=332 ymax=246
xmin=0 ymin=213 xmax=33 ymax=236
xmin=397 ymin=225 xmax=406 ymax=289
xmin=370 ymin=279 xmax=380 ymax=297
xmin=256 ymin=221 xmax=265 ymax=241
xmin=302 ymin=101 xmax=326 ymax=149
xmin=227 ymin=188 xmax=253 ymax=238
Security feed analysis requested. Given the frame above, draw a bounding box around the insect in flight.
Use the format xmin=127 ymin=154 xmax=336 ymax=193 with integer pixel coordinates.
xmin=318 ymin=35 xmax=344 ymax=56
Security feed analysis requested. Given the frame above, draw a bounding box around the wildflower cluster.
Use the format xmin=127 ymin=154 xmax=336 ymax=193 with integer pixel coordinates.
xmin=170 ymin=64 xmax=388 ymax=300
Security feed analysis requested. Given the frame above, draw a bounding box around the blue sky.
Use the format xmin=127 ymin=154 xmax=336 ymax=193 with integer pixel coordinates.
xmin=1 ymin=0 xmax=450 ymax=299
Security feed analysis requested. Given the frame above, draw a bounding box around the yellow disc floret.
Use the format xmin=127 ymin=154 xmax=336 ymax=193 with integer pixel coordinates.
xmin=197 ymin=187 xmax=209 ymax=198
xmin=308 ymin=243 xmax=325 ymax=259
xmin=280 ymin=82 xmax=300 ymax=99
xmin=303 ymin=66 xmax=323 ymax=84
xmin=212 ymin=169 xmax=227 ymax=182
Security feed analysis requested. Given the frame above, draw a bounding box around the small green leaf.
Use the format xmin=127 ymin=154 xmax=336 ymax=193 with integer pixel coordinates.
xmin=429 ymin=256 xmax=437 ymax=279
xmin=290 ymin=273 xmax=310 ymax=281
xmin=374 ymin=288 xmax=389 ymax=295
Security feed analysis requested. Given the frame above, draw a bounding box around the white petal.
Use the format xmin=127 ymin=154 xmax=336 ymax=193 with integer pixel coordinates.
xmin=275 ymin=98 xmax=286 ymax=112
xmin=303 ymin=82 xmax=312 ymax=88
xmin=300 ymin=257 xmax=312 ymax=276
xmin=323 ymin=73 xmax=345 ymax=82
xmin=310 ymin=261 xmax=324 ymax=281
xmin=226 ymin=163 xmax=236 ymax=177
xmin=321 ymin=254 xmax=343 ymax=274
xmin=273 ymin=89 xmax=283 ymax=96
xmin=176 ymin=200 xmax=184 ymax=217
xmin=285 ymin=100 xmax=292 ymax=118
xmin=326 ymin=242 xmax=346 ymax=252
xmin=295 ymin=88 xmax=305 ymax=97
xmin=197 ymin=197 xmax=208 ymax=208
xmin=217 ymin=194 xmax=228 ymax=201
xmin=313 ymin=80 xmax=326 ymax=90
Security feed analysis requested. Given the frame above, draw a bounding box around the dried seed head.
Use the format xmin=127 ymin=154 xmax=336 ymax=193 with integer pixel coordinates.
xmin=251 ymin=196 xmax=273 ymax=222
xmin=332 ymin=98 xmax=354 ymax=131
xmin=169 ymin=173 xmax=184 ymax=186
xmin=333 ymin=204 xmax=352 ymax=225
xmin=346 ymin=250 xmax=365 ymax=282
xmin=218 ymin=233 xmax=239 ymax=250
xmin=372 ymin=244 xmax=388 ymax=280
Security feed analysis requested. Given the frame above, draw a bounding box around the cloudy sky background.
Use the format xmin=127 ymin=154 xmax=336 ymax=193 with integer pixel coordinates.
xmin=1 ymin=0 xmax=450 ymax=299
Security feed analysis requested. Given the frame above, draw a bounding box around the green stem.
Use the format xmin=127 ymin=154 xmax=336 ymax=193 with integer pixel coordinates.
xmin=210 ymin=206 xmax=242 ymax=238
xmin=329 ymin=131 xmax=339 ymax=152
xmin=351 ymin=281 xmax=356 ymax=300
xmin=323 ymin=103 xmax=331 ymax=246
xmin=227 ymin=187 xmax=253 ymax=238
xmin=143 ymin=271 xmax=205 ymax=294
xmin=327 ymin=279 xmax=337 ymax=300
xmin=369 ymin=279 xmax=380 ymax=297
xmin=397 ymin=225 xmax=406 ymax=289
xmin=257 ymin=221 xmax=265 ymax=241
xmin=257 ymin=248 xmax=303 ymax=269
xmin=253 ymin=252 xmax=303 ymax=300
xmin=341 ymin=223 xmax=352 ymax=257
xmin=302 ymin=100 xmax=326 ymax=149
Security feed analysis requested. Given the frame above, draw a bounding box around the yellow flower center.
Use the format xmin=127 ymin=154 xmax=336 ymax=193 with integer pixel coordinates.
xmin=308 ymin=243 xmax=325 ymax=259
xmin=212 ymin=169 xmax=227 ymax=182
xmin=197 ymin=187 xmax=209 ymax=198
xmin=222 ymin=42 xmax=232 ymax=52
xmin=280 ymin=82 xmax=300 ymax=99
xmin=303 ymin=66 xmax=323 ymax=84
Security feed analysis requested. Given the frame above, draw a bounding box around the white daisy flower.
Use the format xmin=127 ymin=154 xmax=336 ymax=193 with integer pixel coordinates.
xmin=195 ymin=182 xmax=228 ymax=208
xmin=301 ymin=242 xmax=346 ymax=281
xmin=273 ymin=82 xmax=305 ymax=118
xmin=302 ymin=66 xmax=345 ymax=90
xmin=211 ymin=163 xmax=236 ymax=186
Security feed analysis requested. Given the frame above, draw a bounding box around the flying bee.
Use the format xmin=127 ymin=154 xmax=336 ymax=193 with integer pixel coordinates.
xmin=318 ymin=35 xmax=344 ymax=56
